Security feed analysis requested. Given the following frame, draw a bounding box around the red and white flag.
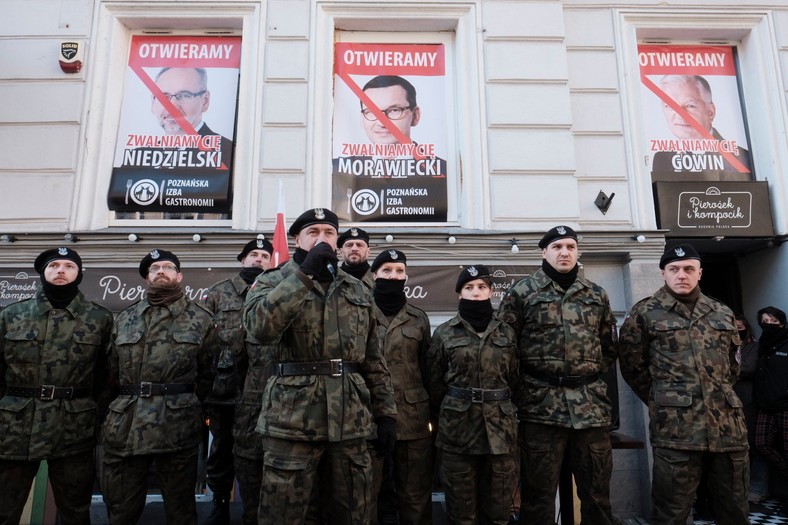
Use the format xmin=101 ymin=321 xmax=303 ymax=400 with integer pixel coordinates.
xmin=272 ymin=181 xmax=290 ymax=267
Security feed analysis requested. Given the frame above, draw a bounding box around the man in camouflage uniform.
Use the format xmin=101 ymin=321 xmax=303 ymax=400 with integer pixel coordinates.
xmin=369 ymin=249 xmax=433 ymax=525
xmin=618 ymin=244 xmax=749 ymax=524
xmin=338 ymin=227 xmax=374 ymax=288
xmin=201 ymin=238 xmax=274 ymax=525
xmin=244 ymin=208 xmax=397 ymax=525
xmin=498 ymin=226 xmax=619 ymax=525
xmin=0 ymin=247 xmax=113 ymax=525
xmin=101 ymin=249 xmax=216 ymax=525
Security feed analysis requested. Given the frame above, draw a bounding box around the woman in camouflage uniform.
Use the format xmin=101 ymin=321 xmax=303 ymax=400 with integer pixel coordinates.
xmin=427 ymin=265 xmax=519 ymax=525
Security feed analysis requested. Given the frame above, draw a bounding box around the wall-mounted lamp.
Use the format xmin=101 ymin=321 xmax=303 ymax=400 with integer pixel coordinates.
xmin=0 ymin=234 xmax=15 ymax=243
xmin=128 ymin=233 xmax=140 ymax=242
xmin=713 ymin=236 xmax=724 ymax=242
xmin=192 ymin=234 xmax=203 ymax=242
xmin=594 ymin=190 xmax=615 ymax=215
xmin=385 ymin=234 xmax=394 ymax=243
xmin=510 ymin=238 xmax=520 ymax=254
xmin=64 ymin=233 xmax=77 ymax=243
xmin=256 ymin=233 xmax=266 ymax=240
xmin=634 ymin=234 xmax=646 ymax=243
xmin=448 ymin=236 xmax=456 ymax=245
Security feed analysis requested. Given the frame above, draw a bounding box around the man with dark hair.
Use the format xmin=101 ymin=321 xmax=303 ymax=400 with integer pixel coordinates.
xmin=0 ymin=247 xmax=113 ymax=525
xmin=101 ymin=249 xmax=216 ymax=525
xmin=618 ymin=244 xmax=749 ymax=524
xmin=332 ymin=74 xmax=448 ymax=222
xmin=244 ymin=208 xmax=397 ymax=525
xmin=498 ymin=225 xmax=620 ymax=525
xmin=200 ymin=238 xmax=274 ymax=525
xmin=338 ymin=227 xmax=374 ymax=288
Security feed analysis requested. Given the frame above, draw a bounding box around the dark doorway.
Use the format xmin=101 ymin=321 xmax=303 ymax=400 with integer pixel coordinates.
xmin=698 ymin=253 xmax=742 ymax=313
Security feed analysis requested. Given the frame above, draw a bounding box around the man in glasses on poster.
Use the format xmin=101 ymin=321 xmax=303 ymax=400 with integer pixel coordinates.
xmin=332 ymin=43 xmax=449 ymax=223
xmin=639 ymin=45 xmax=754 ymax=183
xmin=107 ymin=35 xmax=241 ymax=219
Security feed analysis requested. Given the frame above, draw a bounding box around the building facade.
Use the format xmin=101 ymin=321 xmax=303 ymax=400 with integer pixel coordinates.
xmin=2 ymin=0 xmax=788 ymax=518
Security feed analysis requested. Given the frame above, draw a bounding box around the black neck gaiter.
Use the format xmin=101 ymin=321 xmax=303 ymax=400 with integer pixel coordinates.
xmin=542 ymin=260 xmax=578 ymax=291
xmin=760 ymin=325 xmax=788 ymax=353
xmin=42 ymin=280 xmax=80 ymax=309
xmin=374 ymin=278 xmax=407 ymax=316
xmin=239 ymin=267 xmax=264 ymax=285
xmin=342 ymin=261 xmax=371 ymax=281
xmin=458 ymin=298 xmax=494 ymax=333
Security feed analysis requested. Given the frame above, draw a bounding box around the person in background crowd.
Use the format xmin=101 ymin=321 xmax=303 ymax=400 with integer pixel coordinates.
xmin=427 ymin=265 xmax=519 ymax=524
xmin=200 ymin=238 xmax=274 ymax=525
xmin=755 ymin=306 xmax=788 ymax=485
xmin=0 ymin=247 xmax=113 ymax=525
xmin=497 ymin=226 xmax=620 ymax=525
xmin=369 ymin=249 xmax=434 ymax=525
xmin=618 ymin=244 xmax=749 ymax=525
xmin=338 ymin=227 xmax=374 ymax=288
xmin=101 ymin=249 xmax=216 ymax=525
xmin=244 ymin=208 xmax=397 ymax=524
xmin=733 ymin=313 xmax=770 ymax=503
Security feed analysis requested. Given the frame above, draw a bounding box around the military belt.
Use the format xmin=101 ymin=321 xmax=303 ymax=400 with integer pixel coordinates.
xmin=447 ymin=385 xmax=511 ymax=403
xmin=6 ymin=385 xmax=91 ymax=401
xmin=118 ymin=382 xmax=195 ymax=397
xmin=526 ymin=367 xmax=600 ymax=388
xmin=276 ymin=360 xmax=361 ymax=377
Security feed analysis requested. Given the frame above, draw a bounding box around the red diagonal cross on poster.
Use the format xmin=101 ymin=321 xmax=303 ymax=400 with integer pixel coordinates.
xmin=334 ymin=43 xmax=446 ymax=162
xmin=641 ymin=74 xmax=750 ymax=174
xmin=129 ymin=64 xmax=231 ymax=170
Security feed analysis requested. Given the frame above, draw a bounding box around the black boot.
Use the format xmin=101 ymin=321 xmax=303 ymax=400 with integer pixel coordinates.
xmin=202 ymin=495 xmax=230 ymax=525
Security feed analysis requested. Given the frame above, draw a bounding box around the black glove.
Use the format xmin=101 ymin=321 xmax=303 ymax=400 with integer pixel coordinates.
xmin=299 ymin=241 xmax=338 ymax=278
xmin=374 ymin=416 xmax=397 ymax=457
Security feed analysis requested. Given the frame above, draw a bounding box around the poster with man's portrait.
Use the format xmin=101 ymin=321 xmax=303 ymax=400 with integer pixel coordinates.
xmin=638 ymin=45 xmax=753 ymax=183
xmin=332 ymin=43 xmax=449 ymax=223
xmin=108 ymin=35 xmax=241 ymax=217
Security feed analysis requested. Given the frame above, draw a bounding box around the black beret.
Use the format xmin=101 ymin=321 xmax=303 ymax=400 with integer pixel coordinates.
xmin=757 ymin=306 xmax=787 ymax=327
xmin=288 ymin=208 xmax=339 ymax=237
xmin=455 ymin=264 xmax=492 ymax=293
xmin=371 ymin=249 xmax=407 ymax=273
xmin=238 ymin=238 xmax=274 ymax=261
xmin=139 ymin=249 xmax=181 ymax=278
xmin=34 ymin=247 xmax=82 ymax=274
xmin=659 ymin=243 xmax=701 ymax=269
xmin=538 ymin=225 xmax=578 ymax=249
xmin=338 ymin=228 xmax=370 ymax=248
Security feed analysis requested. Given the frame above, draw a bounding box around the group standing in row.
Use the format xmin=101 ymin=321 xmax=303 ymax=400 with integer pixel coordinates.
xmin=0 ymin=206 xmax=755 ymax=525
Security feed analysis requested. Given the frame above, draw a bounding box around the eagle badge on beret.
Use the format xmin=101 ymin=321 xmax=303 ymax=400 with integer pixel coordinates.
xmin=674 ymin=247 xmax=685 ymax=257
xmin=389 ymin=250 xmax=399 ymax=259
xmin=468 ymin=266 xmax=479 ymax=277
xmin=350 ymin=228 xmax=359 ymax=237
xmin=150 ymin=249 xmax=160 ymax=259
xmin=556 ymin=226 xmax=566 ymax=235
xmin=314 ymin=208 xmax=325 ymax=220
xmin=58 ymin=247 xmax=69 ymax=256
xmin=256 ymin=240 xmax=265 ymax=249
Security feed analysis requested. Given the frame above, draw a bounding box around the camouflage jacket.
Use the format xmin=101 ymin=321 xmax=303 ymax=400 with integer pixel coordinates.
xmin=373 ymin=303 xmax=432 ymax=440
xmin=426 ymin=314 xmax=518 ymax=455
xmin=618 ymin=286 xmax=747 ymax=452
xmin=497 ymin=268 xmax=618 ymax=429
xmin=0 ymin=289 xmax=113 ymax=461
xmin=102 ymin=295 xmax=215 ymax=456
xmin=202 ymin=274 xmax=274 ymax=458
xmin=244 ymin=259 xmax=396 ymax=442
